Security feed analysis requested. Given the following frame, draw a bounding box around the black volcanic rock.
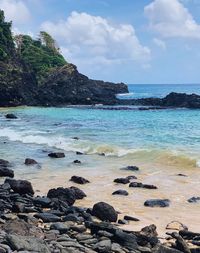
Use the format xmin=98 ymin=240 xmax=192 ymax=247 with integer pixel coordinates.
xmin=144 ymin=199 xmax=170 ymax=207
xmin=47 ymin=187 xmax=75 ymax=206
xmin=92 ymin=202 xmax=118 ymax=222
xmin=37 ymin=64 xmax=128 ymax=106
xmin=48 ymin=152 xmax=65 ymax=158
xmin=119 ymin=92 xmax=200 ymax=109
xmin=5 ymin=113 xmax=17 ymax=119
xmin=5 ymin=179 xmax=34 ymax=195
xmin=70 ymin=176 xmax=90 ymax=184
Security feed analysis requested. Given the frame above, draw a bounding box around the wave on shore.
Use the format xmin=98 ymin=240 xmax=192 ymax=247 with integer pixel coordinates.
xmin=0 ymin=127 xmax=198 ymax=169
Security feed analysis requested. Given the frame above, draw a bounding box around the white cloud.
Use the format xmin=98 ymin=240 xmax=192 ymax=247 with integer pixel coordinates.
xmin=144 ymin=0 xmax=200 ymax=39
xmin=41 ymin=11 xmax=151 ymax=68
xmin=0 ymin=0 xmax=31 ymax=24
xmin=153 ymin=38 xmax=166 ymax=50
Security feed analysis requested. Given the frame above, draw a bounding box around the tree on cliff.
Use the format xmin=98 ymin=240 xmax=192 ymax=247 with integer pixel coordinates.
xmin=0 ymin=10 xmax=15 ymax=61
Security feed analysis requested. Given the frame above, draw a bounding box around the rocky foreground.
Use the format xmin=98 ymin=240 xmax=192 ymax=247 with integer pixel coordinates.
xmin=0 ymin=156 xmax=200 ymax=253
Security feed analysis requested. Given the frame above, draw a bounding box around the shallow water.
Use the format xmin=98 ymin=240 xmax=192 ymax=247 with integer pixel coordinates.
xmin=0 ymin=104 xmax=200 ymax=235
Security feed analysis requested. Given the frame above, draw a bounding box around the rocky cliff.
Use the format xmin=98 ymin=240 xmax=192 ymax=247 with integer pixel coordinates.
xmin=0 ymin=10 xmax=128 ymax=107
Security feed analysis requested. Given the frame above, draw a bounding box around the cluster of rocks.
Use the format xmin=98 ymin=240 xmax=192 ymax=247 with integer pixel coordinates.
xmin=0 ymin=157 xmax=200 ymax=253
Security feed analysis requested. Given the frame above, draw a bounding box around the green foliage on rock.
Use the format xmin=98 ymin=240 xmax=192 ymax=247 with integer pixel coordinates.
xmin=0 ymin=9 xmax=66 ymax=82
xmin=0 ymin=10 xmax=15 ymax=61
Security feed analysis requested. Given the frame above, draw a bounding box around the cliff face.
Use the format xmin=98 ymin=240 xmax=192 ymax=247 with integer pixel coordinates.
xmin=0 ymin=61 xmax=128 ymax=107
xmin=37 ymin=64 xmax=128 ymax=106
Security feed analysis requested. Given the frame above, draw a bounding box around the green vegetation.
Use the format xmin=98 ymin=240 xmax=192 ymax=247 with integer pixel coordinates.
xmin=0 ymin=9 xmax=67 ymax=83
xmin=0 ymin=10 xmax=15 ymax=60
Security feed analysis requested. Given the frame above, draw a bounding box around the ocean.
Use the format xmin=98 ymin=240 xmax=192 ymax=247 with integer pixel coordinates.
xmin=0 ymin=83 xmax=200 ymax=234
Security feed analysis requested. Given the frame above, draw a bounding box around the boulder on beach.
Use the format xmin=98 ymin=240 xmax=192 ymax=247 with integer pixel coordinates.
xmin=25 ymin=158 xmax=38 ymax=165
xmin=112 ymin=190 xmax=129 ymax=196
xmin=187 ymin=197 xmax=200 ymax=203
xmin=5 ymin=113 xmax=18 ymax=119
xmin=73 ymin=159 xmax=81 ymax=164
xmin=124 ymin=215 xmax=140 ymax=222
xmin=48 ymin=152 xmax=65 ymax=158
xmin=144 ymin=199 xmax=170 ymax=207
xmin=70 ymin=175 xmax=90 ymax=184
xmin=0 ymin=159 xmax=14 ymax=178
xmin=92 ymin=202 xmax=118 ymax=222
xmin=70 ymin=186 xmax=87 ymax=199
xmin=113 ymin=177 xmax=130 ymax=184
xmin=129 ymin=182 xmax=157 ymax=189
xmin=5 ymin=178 xmax=34 ymax=195
xmin=47 ymin=187 xmax=76 ymax=206
xmin=120 ymin=165 xmax=139 ymax=171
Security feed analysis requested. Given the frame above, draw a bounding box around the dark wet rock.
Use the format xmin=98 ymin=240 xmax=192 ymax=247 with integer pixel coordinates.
xmin=2 ymin=219 xmax=43 ymax=237
xmin=70 ymin=186 xmax=87 ymax=199
xmin=144 ymin=199 xmax=170 ymax=207
xmin=63 ymin=214 xmax=81 ymax=222
xmin=112 ymin=190 xmax=128 ymax=196
xmin=188 ymin=197 xmax=200 ymax=203
xmin=34 ymin=212 xmax=61 ymax=222
xmin=6 ymin=234 xmax=50 ymax=252
xmin=47 ymin=187 xmax=75 ymax=206
xmin=73 ymin=160 xmax=81 ymax=164
xmin=154 ymin=245 xmax=183 ymax=253
xmin=71 ymin=224 xmax=87 ymax=233
xmin=0 ymin=167 xmax=14 ymax=178
xmin=126 ymin=175 xmax=137 ymax=180
xmin=5 ymin=114 xmax=17 ymax=119
xmin=92 ymin=202 xmax=118 ymax=222
xmin=124 ymin=215 xmax=140 ymax=222
xmin=118 ymin=219 xmax=128 ymax=225
xmin=70 ymin=175 xmax=90 ymax=184
xmin=141 ymin=224 xmax=158 ymax=238
xmin=179 ymin=230 xmax=200 ymax=240
xmin=177 ymin=173 xmax=188 ymax=177
xmin=129 ymin=182 xmax=157 ymax=189
xmin=171 ymin=232 xmax=191 ymax=253
xmin=0 ymin=159 xmax=11 ymax=168
xmin=120 ymin=165 xmax=139 ymax=171
xmin=25 ymin=158 xmax=38 ymax=165
xmin=33 ymin=196 xmax=52 ymax=208
xmin=76 ymin=151 xmax=84 ymax=155
xmin=48 ymin=152 xmax=65 ymax=158
xmin=114 ymin=178 xmax=130 ymax=184
xmin=5 ymin=179 xmax=34 ymax=195
xmin=114 ymin=229 xmax=138 ymax=250
xmin=50 ymin=222 xmax=70 ymax=233
xmin=93 ymin=239 xmax=112 ymax=252
xmin=72 ymin=137 xmax=79 ymax=140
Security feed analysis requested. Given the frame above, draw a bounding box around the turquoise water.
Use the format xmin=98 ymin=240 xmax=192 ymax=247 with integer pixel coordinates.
xmin=0 ymin=104 xmax=200 ymax=168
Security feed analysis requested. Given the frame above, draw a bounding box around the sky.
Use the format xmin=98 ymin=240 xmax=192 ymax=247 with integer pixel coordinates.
xmin=1 ymin=0 xmax=200 ymax=84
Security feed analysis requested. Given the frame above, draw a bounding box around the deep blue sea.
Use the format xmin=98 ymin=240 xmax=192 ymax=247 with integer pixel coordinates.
xmin=1 ymin=84 xmax=200 ymax=233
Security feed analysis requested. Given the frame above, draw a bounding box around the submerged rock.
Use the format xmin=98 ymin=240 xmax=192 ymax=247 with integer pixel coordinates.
xmin=5 ymin=178 xmax=34 ymax=195
xmin=5 ymin=114 xmax=17 ymax=119
xmin=73 ymin=160 xmax=81 ymax=164
xmin=70 ymin=176 xmax=90 ymax=184
xmin=48 ymin=152 xmax=65 ymax=158
xmin=92 ymin=202 xmax=118 ymax=222
xmin=144 ymin=199 xmax=170 ymax=207
xmin=25 ymin=158 xmax=38 ymax=165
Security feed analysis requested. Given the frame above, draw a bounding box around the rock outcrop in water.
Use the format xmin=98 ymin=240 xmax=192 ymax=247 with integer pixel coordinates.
xmin=119 ymin=92 xmax=200 ymax=109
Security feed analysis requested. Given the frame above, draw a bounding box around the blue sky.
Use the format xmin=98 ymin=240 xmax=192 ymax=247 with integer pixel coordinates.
xmin=1 ymin=0 xmax=200 ymax=84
